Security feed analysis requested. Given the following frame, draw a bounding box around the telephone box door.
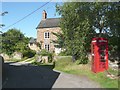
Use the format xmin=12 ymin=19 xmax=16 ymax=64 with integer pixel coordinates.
xmin=99 ymin=43 xmax=108 ymax=72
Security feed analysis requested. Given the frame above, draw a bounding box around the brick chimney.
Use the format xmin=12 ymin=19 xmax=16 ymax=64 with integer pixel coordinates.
xmin=42 ymin=10 xmax=47 ymax=20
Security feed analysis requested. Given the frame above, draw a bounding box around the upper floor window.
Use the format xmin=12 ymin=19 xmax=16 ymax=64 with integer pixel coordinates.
xmin=44 ymin=32 xmax=49 ymax=38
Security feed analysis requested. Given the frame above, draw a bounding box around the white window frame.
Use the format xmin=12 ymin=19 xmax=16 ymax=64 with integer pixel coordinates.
xmin=44 ymin=32 xmax=50 ymax=39
xmin=44 ymin=44 xmax=50 ymax=51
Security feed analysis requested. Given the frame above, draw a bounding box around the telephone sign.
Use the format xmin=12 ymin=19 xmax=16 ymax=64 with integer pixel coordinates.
xmin=91 ymin=37 xmax=108 ymax=73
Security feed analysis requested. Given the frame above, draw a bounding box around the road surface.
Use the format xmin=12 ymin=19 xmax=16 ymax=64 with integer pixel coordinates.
xmin=2 ymin=61 xmax=101 ymax=88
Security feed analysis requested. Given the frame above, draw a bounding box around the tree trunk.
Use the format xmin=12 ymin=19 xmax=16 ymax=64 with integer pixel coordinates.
xmin=99 ymin=28 xmax=102 ymax=37
xmin=72 ymin=55 xmax=76 ymax=62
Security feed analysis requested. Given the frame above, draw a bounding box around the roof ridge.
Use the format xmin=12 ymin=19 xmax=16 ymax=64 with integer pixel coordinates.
xmin=46 ymin=18 xmax=60 ymax=19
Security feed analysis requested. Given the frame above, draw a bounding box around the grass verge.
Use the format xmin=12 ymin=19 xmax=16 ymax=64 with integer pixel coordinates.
xmin=31 ymin=61 xmax=54 ymax=69
xmin=8 ymin=57 xmax=35 ymax=62
xmin=54 ymin=57 xmax=118 ymax=88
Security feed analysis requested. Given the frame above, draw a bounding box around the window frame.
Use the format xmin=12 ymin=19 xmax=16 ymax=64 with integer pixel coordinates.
xmin=44 ymin=32 xmax=50 ymax=39
xmin=44 ymin=44 xmax=50 ymax=51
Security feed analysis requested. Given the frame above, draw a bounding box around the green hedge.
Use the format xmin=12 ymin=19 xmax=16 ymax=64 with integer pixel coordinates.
xmin=22 ymin=49 xmax=36 ymax=58
xmin=38 ymin=49 xmax=53 ymax=63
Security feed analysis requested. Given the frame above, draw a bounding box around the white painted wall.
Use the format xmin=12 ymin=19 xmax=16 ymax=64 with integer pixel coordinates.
xmin=55 ymin=48 xmax=62 ymax=55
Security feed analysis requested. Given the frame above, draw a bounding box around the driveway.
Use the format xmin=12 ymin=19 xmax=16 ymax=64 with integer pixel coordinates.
xmin=2 ymin=61 xmax=101 ymax=88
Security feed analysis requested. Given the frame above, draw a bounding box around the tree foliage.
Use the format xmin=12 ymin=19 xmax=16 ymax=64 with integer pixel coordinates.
xmin=1 ymin=28 xmax=30 ymax=55
xmin=55 ymin=2 xmax=120 ymax=63
xmin=52 ymin=32 xmax=65 ymax=48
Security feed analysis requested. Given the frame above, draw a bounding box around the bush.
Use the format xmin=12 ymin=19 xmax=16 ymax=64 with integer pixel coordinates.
xmin=55 ymin=56 xmax=73 ymax=70
xmin=77 ymin=55 xmax=88 ymax=64
xmin=76 ymin=58 xmax=88 ymax=64
xmin=58 ymin=50 xmax=71 ymax=56
xmin=39 ymin=49 xmax=53 ymax=63
xmin=22 ymin=49 xmax=36 ymax=58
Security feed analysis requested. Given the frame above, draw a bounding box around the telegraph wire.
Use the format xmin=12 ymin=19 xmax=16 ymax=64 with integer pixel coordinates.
xmin=2 ymin=0 xmax=52 ymax=30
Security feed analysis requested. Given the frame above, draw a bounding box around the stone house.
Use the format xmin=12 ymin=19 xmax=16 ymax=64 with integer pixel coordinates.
xmin=36 ymin=10 xmax=61 ymax=54
xmin=28 ymin=37 xmax=40 ymax=51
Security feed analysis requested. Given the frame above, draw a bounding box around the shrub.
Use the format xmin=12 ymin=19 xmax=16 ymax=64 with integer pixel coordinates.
xmin=22 ymin=49 xmax=36 ymax=58
xmin=77 ymin=58 xmax=88 ymax=64
xmin=39 ymin=49 xmax=53 ymax=63
xmin=77 ymin=55 xmax=89 ymax=64
xmin=58 ymin=50 xmax=71 ymax=56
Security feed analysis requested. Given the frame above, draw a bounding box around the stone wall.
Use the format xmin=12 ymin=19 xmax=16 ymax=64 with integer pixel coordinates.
xmin=42 ymin=56 xmax=49 ymax=63
xmin=0 ymin=53 xmax=10 ymax=60
xmin=12 ymin=52 xmax=23 ymax=60
xmin=36 ymin=56 xmax=49 ymax=63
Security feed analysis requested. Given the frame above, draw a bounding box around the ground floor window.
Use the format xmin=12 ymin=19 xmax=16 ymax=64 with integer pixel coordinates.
xmin=44 ymin=44 xmax=50 ymax=51
xmin=30 ymin=43 xmax=33 ymax=46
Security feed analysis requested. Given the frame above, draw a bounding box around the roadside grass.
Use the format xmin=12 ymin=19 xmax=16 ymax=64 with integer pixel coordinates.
xmin=24 ymin=57 xmax=35 ymax=62
xmin=8 ymin=57 xmax=35 ymax=63
xmin=8 ymin=58 xmax=27 ymax=62
xmin=54 ymin=57 xmax=118 ymax=88
xmin=31 ymin=60 xmax=54 ymax=69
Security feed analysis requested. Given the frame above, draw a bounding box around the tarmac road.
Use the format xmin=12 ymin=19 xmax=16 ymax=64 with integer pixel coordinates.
xmin=2 ymin=61 xmax=101 ymax=88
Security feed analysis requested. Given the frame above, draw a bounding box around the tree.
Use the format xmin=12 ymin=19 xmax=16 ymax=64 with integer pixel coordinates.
xmin=91 ymin=2 xmax=120 ymax=57
xmin=56 ymin=3 xmax=95 ymax=63
xmin=1 ymin=28 xmax=30 ymax=55
xmin=105 ymin=2 xmax=120 ymax=52
xmin=56 ymin=2 xmax=120 ymax=63
xmin=52 ymin=32 xmax=65 ymax=48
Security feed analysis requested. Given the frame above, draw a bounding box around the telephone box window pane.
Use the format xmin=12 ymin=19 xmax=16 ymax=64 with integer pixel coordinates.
xmin=100 ymin=51 xmax=106 ymax=62
xmin=100 ymin=45 xmax=106 ymax=62
xmin=101 ymin=59 xmax=105 ymax=62
xmin=101 ymin=51 xmax=105 ymax=57
xmin=100 ymin=45 xmax=106 ymax=51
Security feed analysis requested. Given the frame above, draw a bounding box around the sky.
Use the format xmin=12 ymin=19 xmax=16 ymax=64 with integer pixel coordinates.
xmin=1 ymin=2 xmax=62 ymax=38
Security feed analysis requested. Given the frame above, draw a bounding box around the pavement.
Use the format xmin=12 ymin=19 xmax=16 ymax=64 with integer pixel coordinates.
xmin=52 ymin=70 xmax=101 ymax=88
xmin=2 ymin=61 xmax=101 ymax=88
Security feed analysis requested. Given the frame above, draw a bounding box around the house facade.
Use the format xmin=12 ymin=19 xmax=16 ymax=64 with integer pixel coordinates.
xmin=36 ymin=10 xmax=61 ymax=53
xmin=28 ymin=38 xmax=40 ymax=51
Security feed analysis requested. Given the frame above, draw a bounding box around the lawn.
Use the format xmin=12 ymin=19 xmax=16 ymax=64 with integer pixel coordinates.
xmin=54 ymin=57 xmax=118 ymax=88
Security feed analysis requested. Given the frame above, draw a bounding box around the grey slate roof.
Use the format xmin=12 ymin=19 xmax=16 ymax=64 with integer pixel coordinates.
xmin=29 ymin=38 xmax=36 ymax=43
xmin=36 ymin=18 xmax=60 ymax=29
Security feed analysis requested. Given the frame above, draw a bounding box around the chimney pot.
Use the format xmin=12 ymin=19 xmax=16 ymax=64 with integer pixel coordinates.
xmin=42 ymin=10 xmax=47 ymax=20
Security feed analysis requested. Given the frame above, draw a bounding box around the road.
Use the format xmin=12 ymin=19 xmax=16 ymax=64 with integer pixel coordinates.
xmin=2 ymin=61 xmax=101 ymax=88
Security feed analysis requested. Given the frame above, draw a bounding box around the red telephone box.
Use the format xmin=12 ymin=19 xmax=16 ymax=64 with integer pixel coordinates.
xmin=91 ymin=37 xmax=108 ymax=73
